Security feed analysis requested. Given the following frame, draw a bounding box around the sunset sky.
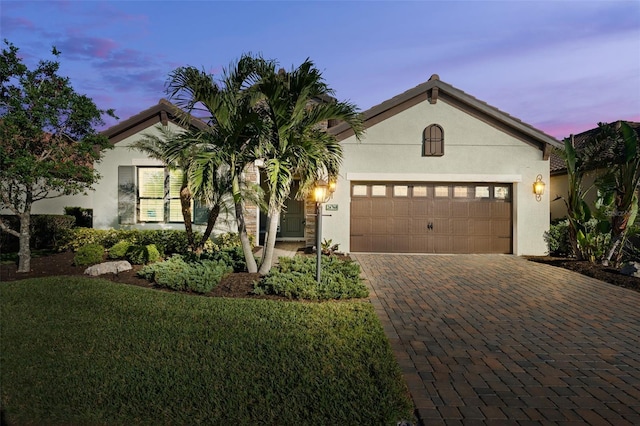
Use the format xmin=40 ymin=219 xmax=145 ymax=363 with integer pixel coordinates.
xmin=2 ymin=0 xmax=639 ymax=139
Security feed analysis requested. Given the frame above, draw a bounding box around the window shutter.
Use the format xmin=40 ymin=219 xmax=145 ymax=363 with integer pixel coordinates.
xmin=118 ymin=166 xmax=136 ymax=224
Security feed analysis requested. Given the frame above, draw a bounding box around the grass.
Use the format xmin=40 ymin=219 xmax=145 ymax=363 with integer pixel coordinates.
xmin=1 ymin=277 xmax=414 ymax=425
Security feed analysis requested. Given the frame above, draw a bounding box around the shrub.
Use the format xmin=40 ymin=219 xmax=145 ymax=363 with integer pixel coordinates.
xmin=126 ymin=244 xmax=161 ymax=265
xmin=56 ymin=228 xmax=198 ymax=256
xmin=544 ymin=219 xmax=572 ymax=257
xmin=254 ymin=256 xmax=369 ymax=300
xmin=64 ymin=207 xmax=93 ymax=228
xmin=73 ymin=243 xmax=105 ymax=266
xmin=1 ymin=214 xmax=75 ymax=252
xmin=107 ymin=240 xmax=132 ymax=259
xmin=138 ymin=255 xmax=233 ymax=293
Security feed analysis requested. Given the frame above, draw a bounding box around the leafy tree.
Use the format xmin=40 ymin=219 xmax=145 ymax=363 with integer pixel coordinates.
xmin=0 ymin=40 xmax=116 ymax=272
xmin=585 ymin=122 xmax=640 ymax=265
xmin=165 ymin=57 xmax=266 ymax=272
xmin=254 ymin=59 xmax=364 ymax=275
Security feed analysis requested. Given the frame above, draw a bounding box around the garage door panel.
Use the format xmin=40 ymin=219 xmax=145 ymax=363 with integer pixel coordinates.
xmin=371 ymin=199 xmax=393 ymax=217
xmin=470 ymin=202 xmax=491 ymax=218
xmin=351 ymin=217 xmax=371 ymax=235
xmin=350 ymin=183 xmax=512 ymax=254
xmin=391 ymin=217 xmax=410 ymax=234
xmin=452 ymin=219 xmax=469 ymax=235
xmin=451 ymin=202 xmax=470 ymax=218
xmin=393 ymin=200 xmax=410 ymax=216
xmin=452 ymin=236 xmax=469 ymax=253
xmin=371 ymin=236 xmax=391 ymax=252
xmin=392 ymin=236 xmax=412 ymax=253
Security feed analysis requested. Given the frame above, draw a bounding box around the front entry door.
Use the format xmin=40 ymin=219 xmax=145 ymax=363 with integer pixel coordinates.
xmin=278 ymin=181 xmax=305 ymax=239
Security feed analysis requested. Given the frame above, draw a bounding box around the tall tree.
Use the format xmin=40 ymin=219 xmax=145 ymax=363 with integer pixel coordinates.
xmin=0 ymin=40 xmax=115 ymax=272
xmin=254 ymin=59 xmax=364 ymax=275
xmin=165 ymin=57 xmax=267 ymax=272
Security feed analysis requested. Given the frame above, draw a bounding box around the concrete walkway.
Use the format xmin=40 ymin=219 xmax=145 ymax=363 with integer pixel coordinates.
xmin=354 ymin=254 xmax=640 ymax=425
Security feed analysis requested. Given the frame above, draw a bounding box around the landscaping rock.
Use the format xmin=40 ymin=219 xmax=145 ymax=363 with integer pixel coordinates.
xmin=620 ymin=262 xmax=640 ymax=278
xmin=84 ymin=261 xmax=132 ymax=276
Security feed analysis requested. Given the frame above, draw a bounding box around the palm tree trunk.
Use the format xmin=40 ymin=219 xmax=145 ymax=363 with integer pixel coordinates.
xmin=180 ymin=186 xmax=196 ymax=251
xmin=196 ymin=205 xmax=220 ymax=255
xmin=232 ymin=176 xmax=258 ymax=273
xmin=258 ymin=205 xmax=281 ymax=275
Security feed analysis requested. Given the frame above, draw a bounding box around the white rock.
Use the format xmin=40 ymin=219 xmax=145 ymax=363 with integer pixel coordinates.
xmin=84 ymin=261 xmax=132 ymax=276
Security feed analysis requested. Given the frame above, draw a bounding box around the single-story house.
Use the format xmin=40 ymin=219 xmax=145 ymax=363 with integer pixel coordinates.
xmin=549 ymin=121 xmax=640 ymax=220
xmin=26 ymin=74 xmax=564 ymax=256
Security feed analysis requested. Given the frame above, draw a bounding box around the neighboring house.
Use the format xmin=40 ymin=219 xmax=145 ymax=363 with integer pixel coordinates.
xmin=27 ymin=75 xmax=563 ymax=256
xmin=549 ymin=121 xmax=640 ymax=220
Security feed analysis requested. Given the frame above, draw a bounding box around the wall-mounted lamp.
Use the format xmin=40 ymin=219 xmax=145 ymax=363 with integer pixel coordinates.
xmin=533 ymin=174 xmax=545 ymax=201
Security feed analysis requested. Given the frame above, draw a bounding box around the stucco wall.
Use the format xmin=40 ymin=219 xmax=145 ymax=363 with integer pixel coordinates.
xmin=320 ymin=98 xmax=551 ymax=256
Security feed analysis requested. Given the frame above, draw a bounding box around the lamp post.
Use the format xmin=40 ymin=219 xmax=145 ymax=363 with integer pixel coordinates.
xmin=313 ymin=180 xmax=335 ymax=283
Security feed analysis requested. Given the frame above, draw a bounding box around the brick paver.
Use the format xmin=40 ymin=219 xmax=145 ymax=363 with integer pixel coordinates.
xmin=354 ymin=254 xmax=640 ymax=425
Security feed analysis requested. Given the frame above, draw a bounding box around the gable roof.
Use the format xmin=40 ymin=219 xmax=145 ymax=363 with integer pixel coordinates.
xmin=550 ymin=121 xmax=640 ymax=175
xmin=102 ymin=99 xmax=208 ymax=144
xmin=329 ymin=74 xmax=562 ymax=158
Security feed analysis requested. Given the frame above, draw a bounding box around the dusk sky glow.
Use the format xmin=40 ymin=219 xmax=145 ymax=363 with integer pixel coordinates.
xmin=2 ymin=0 xmax=639 ymax=139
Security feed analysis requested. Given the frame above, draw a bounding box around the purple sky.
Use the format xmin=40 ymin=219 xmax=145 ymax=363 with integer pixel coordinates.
xmin=2 ymin=1 xmax=639 ymax=139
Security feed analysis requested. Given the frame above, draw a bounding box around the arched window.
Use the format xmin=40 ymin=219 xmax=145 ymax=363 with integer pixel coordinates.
xmin=423 ymin=124 xmax=444 ymax=156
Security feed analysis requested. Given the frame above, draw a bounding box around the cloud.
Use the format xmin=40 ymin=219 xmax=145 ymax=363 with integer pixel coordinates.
xmin=57 ymin=35 xmax=118 ymax=60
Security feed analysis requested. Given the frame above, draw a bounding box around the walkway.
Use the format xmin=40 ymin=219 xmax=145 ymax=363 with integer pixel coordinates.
xmin=354 ymin=254 xmax=640 ymax=425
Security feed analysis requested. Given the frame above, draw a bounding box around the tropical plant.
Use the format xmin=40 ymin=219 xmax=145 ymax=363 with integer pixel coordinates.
xmin=555 ymin=137 xmax=593 ymax=260
xmin=589 ymin=122 xmax=640 ymax=265
xmin=0 ymin=40 xmax=115 ymax=272
xmin=131 ymin=126 xmax=235 ymax=254
xmin=165 ymin=56 xmax=267 ymax=272
xmin=253 ymin=59 xmax=364 ymax=274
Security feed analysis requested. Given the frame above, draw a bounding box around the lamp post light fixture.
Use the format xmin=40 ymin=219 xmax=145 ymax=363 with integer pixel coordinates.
xmin=533 ymin=174 xmax=545 ymax=201
xmin=314 ymin=180 xmax=336 ymax=283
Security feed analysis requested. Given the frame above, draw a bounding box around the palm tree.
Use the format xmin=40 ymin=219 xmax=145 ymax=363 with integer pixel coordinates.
xmin=165 ymin=56 xmax=268 ymax=272
xmin=131 ymin=126 xmax=236 ymax=254
xmin=254 ymin=59 xmax=364 ymax=275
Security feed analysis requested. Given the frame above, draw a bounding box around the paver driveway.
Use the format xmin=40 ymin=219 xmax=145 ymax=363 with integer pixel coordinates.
xmin=354 ymin=254 xmax=640 ymax=425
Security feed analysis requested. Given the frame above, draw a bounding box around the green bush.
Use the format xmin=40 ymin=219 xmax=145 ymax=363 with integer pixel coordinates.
xmin=126 ymin=244 xmax=161 ymax=265
xmin=73 ymin=244 xmax=105 ymax=266
xmin=254 ymin=256 xmax=369 ymax=300
xmin=138 ymin=255 xmax=233 ymax=293
xmin=544 ymin=219 xmax=572 ymax=256
xmin=56 ymin=228 xmax=202 ymax=256
xmin=107 ymin=240 xmax=132 ymax=259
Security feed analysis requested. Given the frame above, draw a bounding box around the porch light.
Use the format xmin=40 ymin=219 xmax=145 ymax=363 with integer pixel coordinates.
xmin=314 ymin=180 xmax=336 ymax=283
xmin=533 ymin=174 xmax=545 ymax=201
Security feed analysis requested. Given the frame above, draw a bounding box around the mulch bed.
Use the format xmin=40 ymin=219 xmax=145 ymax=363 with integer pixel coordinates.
xmin=0 ymin=251 xmax=278 ymax=300
xmin=2 ymin=251 xmax=638 ymax=295
xmin=527 ymin=256 xmax=640 ymax=292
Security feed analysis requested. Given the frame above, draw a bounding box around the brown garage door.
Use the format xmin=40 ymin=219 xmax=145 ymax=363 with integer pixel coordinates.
xmin=350 ymin=183 xmax=512 ymax=253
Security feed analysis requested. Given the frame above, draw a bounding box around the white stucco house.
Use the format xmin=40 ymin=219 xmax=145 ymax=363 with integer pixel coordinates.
xmin=24 ymin=75 xmax=563 ymax=256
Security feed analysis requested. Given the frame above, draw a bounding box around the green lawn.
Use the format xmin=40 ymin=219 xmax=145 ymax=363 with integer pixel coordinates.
xmin=1 ymin=277 xmax=413 ymax=425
